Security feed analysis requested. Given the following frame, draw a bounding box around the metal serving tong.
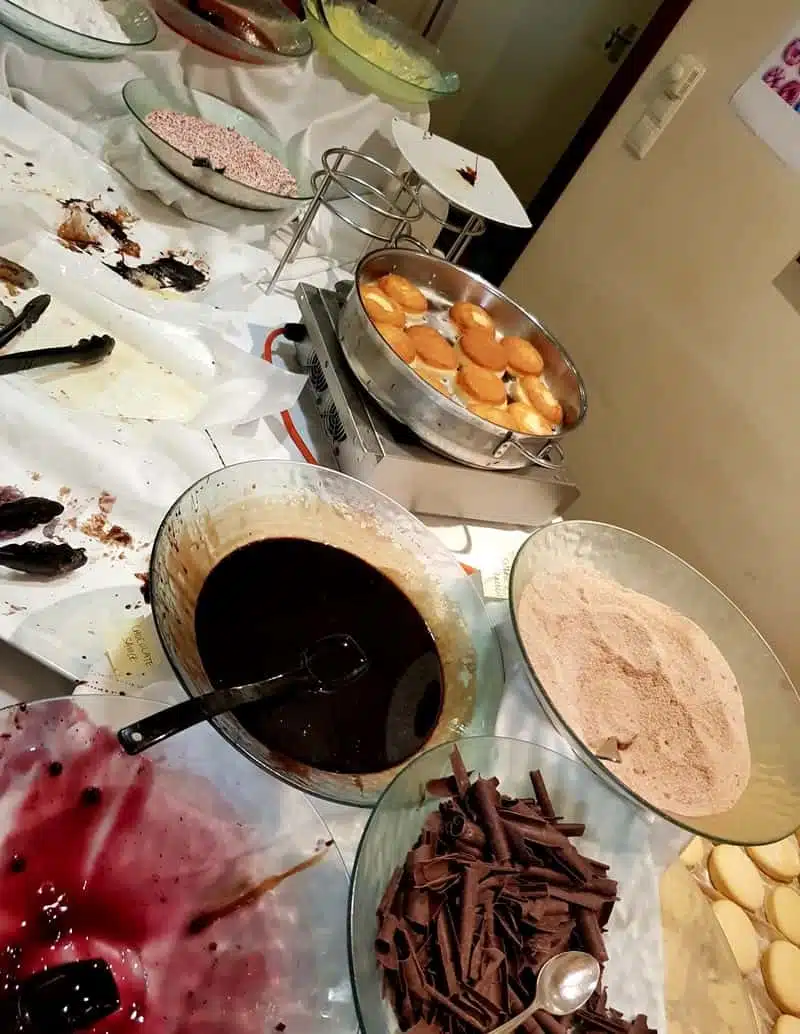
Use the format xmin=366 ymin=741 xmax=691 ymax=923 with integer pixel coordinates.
xmin=0 ymin=294 xmax=51 ymax=350
xmin=0 ymin=334 xmax=115 ymax=375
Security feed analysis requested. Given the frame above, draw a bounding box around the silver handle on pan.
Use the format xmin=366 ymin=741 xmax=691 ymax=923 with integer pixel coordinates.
xmin=392 ymin=234 xmax=433 ymax=254
xmin=493 ymin=436 xmax=565 ymax=469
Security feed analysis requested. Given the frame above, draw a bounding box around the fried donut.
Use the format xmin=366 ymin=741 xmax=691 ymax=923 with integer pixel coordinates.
xmin=378 ymin=274 xmax=427 ymax=314
xmin=457 ymin=328 xmax=506 ymax=374
xmin=360 ymin=284 xmax=405 ymax=328
xmin=503 ymin=335 xmax=544 ymax=377
xmin=514 ymin=374 xmax=563 ymax=425
xmin=454 ymin=364 xmax=507 ymax=408
xmin=450 ymin=301 xmax=495 ymax=334
xmin=469 ymin=403 xmax=516 ymax=430
xmin=375 ymin=323 xmax=416 ymax=365
xmin=507 ymin=402 xmax=553 ymax=436
xmin=407 ymin=326 xmax=458 ymax=381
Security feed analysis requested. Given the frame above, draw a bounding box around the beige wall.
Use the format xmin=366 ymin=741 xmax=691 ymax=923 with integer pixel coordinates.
xmin=504 ymin=0 xmax=800 ymax=678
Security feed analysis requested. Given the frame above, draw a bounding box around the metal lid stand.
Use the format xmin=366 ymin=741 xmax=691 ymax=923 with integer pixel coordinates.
xmin=265 ymin=147 xmax=426 ymax=294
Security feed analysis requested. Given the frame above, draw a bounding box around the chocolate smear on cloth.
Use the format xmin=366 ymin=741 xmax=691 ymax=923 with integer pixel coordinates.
xmin=375 ymin=747 xmax=656 ymax=1034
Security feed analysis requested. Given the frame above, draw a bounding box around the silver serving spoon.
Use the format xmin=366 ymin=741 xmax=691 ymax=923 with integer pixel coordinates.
xmin=484 ymin=951 xmax=601 ymax=1034
xmin=117 ymin=633 xmax=368 ymax=755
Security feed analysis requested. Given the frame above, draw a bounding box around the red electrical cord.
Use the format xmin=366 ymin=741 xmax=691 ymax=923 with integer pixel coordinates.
xmin=263 ymin=326 xmax=318 ymax=465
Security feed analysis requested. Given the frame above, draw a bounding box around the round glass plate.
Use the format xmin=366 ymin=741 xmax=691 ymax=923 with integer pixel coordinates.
xmin=123 ymin=78 xmax=314 ymax=212
xmin=0 ymin=694 xmax=356 ymax=1034
xmin=349 ymin=735 xmax=666 ymax=1034
xmin=0 ymin=0 xmax=155 ymax=58
xmin=148 ymin=460 xmax=505 ymax=807
xmin=508 ymin=520 xmax=800 ymax=845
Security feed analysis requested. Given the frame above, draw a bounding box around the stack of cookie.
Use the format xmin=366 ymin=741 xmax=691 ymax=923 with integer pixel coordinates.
xmin=680 ymin=833 xmax=800 ymax=1033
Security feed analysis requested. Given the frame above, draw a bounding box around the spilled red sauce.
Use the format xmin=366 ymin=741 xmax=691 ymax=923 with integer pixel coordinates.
xmin=0 ymin=703 xmax=272 ymax=1034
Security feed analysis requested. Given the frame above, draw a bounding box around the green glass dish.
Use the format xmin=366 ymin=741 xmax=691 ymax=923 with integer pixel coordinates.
xmin=0 ymin=0 xmax=155 ymax=58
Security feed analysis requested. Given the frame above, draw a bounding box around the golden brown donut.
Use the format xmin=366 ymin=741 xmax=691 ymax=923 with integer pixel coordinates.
xmin=514 ymin=374 xmax=563 ymax=425
xmin=507 ymin=402 xmax=552 ymax=436
xmin=407 ymin=326 xmax=458 ymax=379
xmin=378 ymin=273 xmax=428 ymax=314
xmin=375 ymin=323 xmax=416 ymax=365
xmin=457 ymin=329 xmax=506 ymax=374
xmin=360 ymin=284 xmax=405 ymax=328
xmin=450 ymin=301 xmax=495 ymax=334
xmin=454 ymin=364 xmax=507 ymax=408
xmin=503 ymin=336 xmax=544 ymax=377
xmin=468 ymin=403 xmax=517 ymax=430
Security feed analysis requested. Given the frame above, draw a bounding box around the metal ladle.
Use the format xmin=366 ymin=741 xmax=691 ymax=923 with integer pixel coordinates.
xmin=484 ymin=951 xmax=601 ymax=1034
xmin=117 ymin=633 xmax=369 ymax=755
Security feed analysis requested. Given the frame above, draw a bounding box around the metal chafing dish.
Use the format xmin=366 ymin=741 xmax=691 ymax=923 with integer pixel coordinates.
xmin=338 ymin=249 xmax=587 ymax=471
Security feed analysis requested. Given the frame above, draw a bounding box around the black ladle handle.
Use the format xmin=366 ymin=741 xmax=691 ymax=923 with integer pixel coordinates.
xmin=117 ymin=671 xmax=303 ymax=755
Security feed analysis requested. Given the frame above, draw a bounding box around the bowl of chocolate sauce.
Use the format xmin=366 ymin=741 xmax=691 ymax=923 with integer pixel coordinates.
xmin=149 ymin=461 xmax=504 ymax=806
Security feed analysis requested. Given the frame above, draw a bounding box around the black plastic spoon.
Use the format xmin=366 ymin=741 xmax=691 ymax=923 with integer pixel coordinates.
xmin=118 ymin=633 xmax=369 ymax=755
xmin=0 ymin=959 xmax=120 ymax=1034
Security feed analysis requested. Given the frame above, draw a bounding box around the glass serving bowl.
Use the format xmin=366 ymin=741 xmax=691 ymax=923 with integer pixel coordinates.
xmin=0 ymin=694 xmax=356 ymax=1034
xmin=349 ymin=735 xmax=665 ymax=1034
xmin=0 ymin=0 xmax=156 ymax=58
xmin=123 ymin=78 xmax=314 ymax=211
xmin=302 ymin=0 xmax=459 ymax=105
xmin=508 ymin=519 xmax=800 ymax=845
xmin=148 ymin=461 xmax=505 ymax=807
xmin=151 ymin=0 xmax=311 ymax=61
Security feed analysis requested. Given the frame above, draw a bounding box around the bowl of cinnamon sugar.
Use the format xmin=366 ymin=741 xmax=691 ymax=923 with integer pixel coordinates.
xmin=509 ymin=519 xmax=800 ymax=846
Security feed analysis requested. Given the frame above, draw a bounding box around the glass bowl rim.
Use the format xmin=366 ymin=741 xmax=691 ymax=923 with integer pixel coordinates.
xmin=152 ymin=0 xmax=313 ymax=60
xmin=302 ymin=0 xmax=459 ymax=97
xmin=346 ymin=732 xmax=649 ymax=1034
xmin=0 ymin=0 xmax=157 ymax=47
xmin=122 ymin=77 xmax=315 ymax=203
xmin=147 ymin=459 xmax=502 ymax=807
xmin=508 ymin=517 xmax=800 ymax=845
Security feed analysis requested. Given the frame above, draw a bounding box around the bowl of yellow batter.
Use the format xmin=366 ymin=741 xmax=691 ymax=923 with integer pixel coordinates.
xmin=303 ymin=0 xmax=459 ymax=105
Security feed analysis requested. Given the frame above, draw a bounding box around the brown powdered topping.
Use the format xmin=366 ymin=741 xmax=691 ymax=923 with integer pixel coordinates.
xmin=517 ymin=568 xmax=750 ymax=817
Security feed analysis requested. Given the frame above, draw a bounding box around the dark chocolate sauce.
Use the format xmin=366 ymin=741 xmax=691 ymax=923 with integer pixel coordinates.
xmin=194 ymin=539 xmax=444 ymax=774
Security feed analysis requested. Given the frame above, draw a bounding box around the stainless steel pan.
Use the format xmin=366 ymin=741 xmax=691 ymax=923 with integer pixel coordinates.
xmin=338 ymin=249 xmax=587 ymax=470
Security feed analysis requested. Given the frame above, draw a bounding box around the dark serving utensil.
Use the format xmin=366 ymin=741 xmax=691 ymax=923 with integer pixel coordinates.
xmin=0 ymin=295 xmax=51 ymax=351
xmin=0 ymin=959 xmax=120 ymax=1034
xmin=0 ymin=334 xmax=114 ymax=375
xmin=118 ymin=633 xmax=369 ymax=754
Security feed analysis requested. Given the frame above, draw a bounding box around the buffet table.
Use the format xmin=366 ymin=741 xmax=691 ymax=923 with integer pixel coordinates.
xmin=0 ymin=16 xmax=428 ymax=174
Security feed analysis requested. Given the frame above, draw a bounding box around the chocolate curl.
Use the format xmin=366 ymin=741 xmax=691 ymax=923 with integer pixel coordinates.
xmin=396 ymin=925 xmax=428 ymax=1002
xmin=586 ymin=876 xmax=619 ymax=899
xmin=577 ymin=908 xmax=609 ymax=964
xmin=529 ymin=770 xmax=557 ymax=820
xmin=406 ymin=1022 xmax=442 ymax=1034
xmin=534 ymin=1011 xmax=567 ymax=1034
xmin=501 ymin=817 xmax=570 ymax=851
xmin=509 ymin=988 xmax=546 ymax=1034
xmin=410 ymin=842 xmax=435 ymax=866
xmin=461 ymin=984 xmax=502 ymax=1025
xmin=459 ymin=864 xmax=480 ymax=977
xmin=474 ymin=778 xmax=511 ymax=863
xmin=547 ymin=885 xmax=607 ymax=911
xmin=425 ymin=984 xmax=484 ymax=1031
xmin=378 ymin=864 xmax=403 ymax=919
xmin=426 ymin=776 xmax=460 ymax=798
xmin=520 ymin=864 xmax=574 ymax=888
xmin=407 ymin=887 xmax=432 ymax=930
xmin=422 ymin=810 xmax=444 ymax=841
xmin=450 ymin=746 xmax=471 ymax=798
xmin=446 ymin=813 xmax=487 ymax=849
xmin=555 ymin=821 xmax=585 ymax=837
xmin=414 ymin=856 xmax=460 ymax=889
xmin=376 ymin=913 xmax=401 ymax=970
xmin=436 ymin=905 xmax=460 ymax=996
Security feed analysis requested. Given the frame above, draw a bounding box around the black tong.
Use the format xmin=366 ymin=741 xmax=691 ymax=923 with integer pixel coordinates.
xmin=0 ymin=334 xmax=115 ymax=375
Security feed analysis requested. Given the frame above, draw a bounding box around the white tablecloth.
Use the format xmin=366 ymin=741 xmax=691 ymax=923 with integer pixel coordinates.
xmin=0 ymin=16 xmax=428 ymax=168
